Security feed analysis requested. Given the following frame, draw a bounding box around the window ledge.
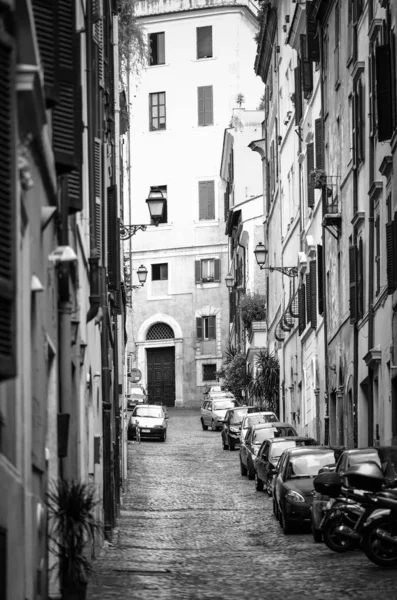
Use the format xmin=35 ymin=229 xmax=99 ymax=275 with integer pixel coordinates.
xmin=196 ymin=282 xmax=220 ymax=289
xmin=193 ymin=57 xmax=216 ymax=62
xmin=148 ymin=63 xmax=169 ymax=68
xmin=148 ymin=295 xmax=172 ymax=301
xmin=194 ymin=219 xmax=220 ymax=227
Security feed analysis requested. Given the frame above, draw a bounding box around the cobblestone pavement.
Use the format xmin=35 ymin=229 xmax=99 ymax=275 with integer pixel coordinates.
xmin=88 ymin=409 xmax=397 ymax=600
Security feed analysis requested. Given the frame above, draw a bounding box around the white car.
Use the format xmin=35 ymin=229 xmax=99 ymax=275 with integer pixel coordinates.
xmin=240 ymin=411 xmax=279 ymax=442
xmin=128 ymin=404 xmax=168 ymax=441
xmin=201 ymin=397 xmax=237 ymax=431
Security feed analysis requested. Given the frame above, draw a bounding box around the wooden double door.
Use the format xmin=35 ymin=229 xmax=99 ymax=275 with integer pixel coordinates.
xmin=147 ymin=347 xmax=175 ymax=407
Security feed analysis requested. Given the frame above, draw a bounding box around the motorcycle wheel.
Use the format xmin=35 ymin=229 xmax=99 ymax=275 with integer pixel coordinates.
xmin=362 ymin=517 xmax=397 ymax=567
xmin=322 ymin=514 xmax=360 ymax=553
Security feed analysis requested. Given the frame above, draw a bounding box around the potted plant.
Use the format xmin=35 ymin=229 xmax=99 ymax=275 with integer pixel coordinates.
xmin=239 ymin=292 xmax=267 ymax=331
xmin=46 ymin=479 xmax=102 ymax=600
xmin=309 ymin=168 xmax=327 ymax=189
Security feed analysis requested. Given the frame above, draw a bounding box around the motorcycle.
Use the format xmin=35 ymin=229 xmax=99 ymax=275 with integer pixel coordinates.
xmin=361 ymin=488 xmax=397 ymax=567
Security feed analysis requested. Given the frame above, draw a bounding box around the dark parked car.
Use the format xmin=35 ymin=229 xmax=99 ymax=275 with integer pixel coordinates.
xmin=273 ymin=447 xmax=335 ymax=533
xmin=240 ymin=422 xmax=298 ymax=480
xmin=221 ymin=406 xmax=249 ymax=450
xmin=254 ymin=436 xmax=318 ymax=495
xmin=310 ymin=446 xmax=397 ymax=542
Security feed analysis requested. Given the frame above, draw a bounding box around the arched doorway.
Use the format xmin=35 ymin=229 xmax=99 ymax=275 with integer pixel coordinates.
xmin=146 ymin=323 xmax=175 ymax=407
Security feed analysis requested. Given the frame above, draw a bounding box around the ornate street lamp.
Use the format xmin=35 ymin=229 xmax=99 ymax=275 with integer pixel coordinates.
xmin=225 ymin=272 xmax=235 ymax=291
xmin=120 ymin=188 xmax=165 ymax=240
xmin=254 ymin=242 xmax=298 ymax=278
xmin=126 ymin=264 xmax=148 ymax=290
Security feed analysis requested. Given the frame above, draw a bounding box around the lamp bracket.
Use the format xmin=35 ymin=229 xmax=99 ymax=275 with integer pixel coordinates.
xmin=259 ymin=265 xmax=298 ymax=278
xmin=120 ymin=223 xmax=148 ymax=240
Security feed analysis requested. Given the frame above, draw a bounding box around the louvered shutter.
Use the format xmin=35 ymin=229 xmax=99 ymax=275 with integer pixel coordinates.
xmin=68 ymin=35 xmax=83 ymax=213
xmin=376 ymin=45 xmax=393 ymax=142
xmin=94 ymin=138 xmax=102 ymax=258
xmin=214 ymin=259 xmax=221 ymax=282
xmin=0 ymin=28 xmax=17 ymax=380
xmin=207 ymin=181 xmax=215 ymax=219
xmin=357 ymin=237 xmax=364 ymax=318
xmin=300 ymin=35 xmax=313 ymax=98
xmin=317 ymin=245 xmax=324 ymax=315
xmin=375 ymin=216 xmax=380 ymax=294
xmin=32 ymin=0 xmax=59 ymax=106
xmin=306 ymin=1 xmax=320 ymax=62
xmin=198 ymin=86 xmax=205 ymax=126
xmin=195 ymin=260 xmax=202 ymax=283
xmin=208 ymin=316 xmax=216 ymax=340
xmin=204 ymin=86 xmax=213 ymax=126
xmin=307 ymin=142 xmax=315 ymax=208
xmin=294 ymin=64 xmax=302 ymax=124
xmin=391 ymin=32 xmax=397 ymax=131
xmin=196 ymin=317 xmax=203 ymax=340
xmin=314 ymin=118 xmax=324 ymax=170
xmin=93 ymin=11 xmax=104 ymax=88
xmin=298 ymin=284 xmax=306 ymax=335
xmin=270 ymin=140 xmax=275 ymax=196
xmin=306 ymin=271 xmax=311 ymax=325
xmin=107 ymin=185 xmax=120 ymax=290
xmin=349 ymin=245 xmax=357 ymax=323
xmin=310 ymin=260 xmax=317 ymax=329
xmin=199 ymin=182 xmax=207 ymax=219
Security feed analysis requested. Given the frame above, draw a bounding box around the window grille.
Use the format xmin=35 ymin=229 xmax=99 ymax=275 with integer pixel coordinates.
xmin=146 ymin=323 xmax=174 ymax=340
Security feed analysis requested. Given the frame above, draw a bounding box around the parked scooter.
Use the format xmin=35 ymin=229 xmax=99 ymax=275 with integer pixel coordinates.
xmin=361 ymin=487 xmax=397 ymax=567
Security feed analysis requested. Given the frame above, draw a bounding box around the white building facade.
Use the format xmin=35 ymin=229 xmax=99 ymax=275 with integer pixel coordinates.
xmin=125 ymin=0 xmax=263 ymax=406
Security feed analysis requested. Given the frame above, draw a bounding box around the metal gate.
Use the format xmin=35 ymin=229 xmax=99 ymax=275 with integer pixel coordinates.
xmin=147 ymin=347 xmax=175 ymax=407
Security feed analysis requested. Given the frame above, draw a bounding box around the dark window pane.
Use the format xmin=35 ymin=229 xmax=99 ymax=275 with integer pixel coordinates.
xmin=203 ymin=364 xmax=217 ymax=381
xmin=152 ymin=263 xmax=168 ymax=280
xmin=149 ymin=32 xmax=165 ymax=65
xmin=197 ymin=26 xmax=212 ymax=59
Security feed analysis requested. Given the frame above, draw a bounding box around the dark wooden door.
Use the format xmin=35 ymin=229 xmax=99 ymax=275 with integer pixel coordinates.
xmin=147 ymin=347 xmax=175 ymax=407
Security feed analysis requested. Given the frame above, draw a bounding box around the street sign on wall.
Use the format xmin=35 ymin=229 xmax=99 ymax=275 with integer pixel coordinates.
xmin=129 ymin=368 xmax=142 ymax=383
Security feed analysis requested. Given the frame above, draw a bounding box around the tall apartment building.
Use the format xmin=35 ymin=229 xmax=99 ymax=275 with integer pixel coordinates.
xmin=124 ymin=0 xmax=263 ymax=406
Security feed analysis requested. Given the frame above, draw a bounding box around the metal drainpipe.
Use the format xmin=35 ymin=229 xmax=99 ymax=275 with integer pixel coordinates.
xmin=368 ymin=206 xmax=375 ymax=445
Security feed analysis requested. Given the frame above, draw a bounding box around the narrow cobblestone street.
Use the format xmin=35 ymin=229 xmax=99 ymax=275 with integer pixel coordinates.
xmin=88 ymin=410 xmax=397 ymax=600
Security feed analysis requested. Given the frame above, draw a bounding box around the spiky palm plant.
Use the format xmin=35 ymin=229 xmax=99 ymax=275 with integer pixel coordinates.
xmin=46 ymin=479 xmax=102 ymax=595
xmin=248 ymin=350 xmax=280 ymax=413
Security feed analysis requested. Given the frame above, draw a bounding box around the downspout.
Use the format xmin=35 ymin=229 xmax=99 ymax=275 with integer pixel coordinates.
xmin=86 ymin=0 xmax=100 ymax=323
xmin=368 ymin=203 xmax=375 ymax=445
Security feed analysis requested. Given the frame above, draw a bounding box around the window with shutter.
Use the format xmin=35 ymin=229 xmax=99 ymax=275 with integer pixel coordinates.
xmin=197 ymin=26 xmax=212 ymax=59
xmin=195 ymin=260 xmax=201 ymax=283
xmin=94 ymin=137 xmax=102 ymax=258
xmin=298 ymin=284 xmax=306 ymax=335
xmin=307 ymin=143 xmax=315 ymax=208
xmin=207 ymin=316 xmax=216 ymax=340
xmin=349 ymin=245 xmax=358 ymax=323
xmin=306 ymin=1 xmax=320 ymax=62
xmin=32 ymin=0 xmax=59 ymax=106
xmin=149 ymin=32 xmax=165 ymax=65
xmin=198 ymin=86 xmax=213 ymax=126
xmin=300 ymin=35 xmax=313 ymax=99
xmin=357 ymin=237 xmax=364 ymax=318
xmin=317 ymin=245 xmax=324 ymax=315
xmin=294 ymin=64 xmax=302 ymax=124
xmin=306 ymin=271 xmax=311 ymax=325
xmin=375 ymin=215 xmax=381 ymax=296
xmin=196 ymin=317 xmax=203 ymax=340
xmin=310 ymin=260 xmax=317 ymax=329
xmin=198 ymin=181 xmax=215 ymax=220
xmin=376 ymin=45 xmax=393 ymax=142
xmin=107 ymin=185 xmax=120 ymax=291
xmin=0 ymin=27 xmax=17 ymax=381
xmin=52 ymin=1 xmax=79 ymax=174
xmin=314 ymin=118 xmax=324 ymax=171
xmin=270 ymin=140 xmax=275 ymax=197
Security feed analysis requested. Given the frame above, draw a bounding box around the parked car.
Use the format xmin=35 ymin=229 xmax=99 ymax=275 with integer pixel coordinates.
xmin=310 ymin=446 xmax=397 ymax=543
xmin=221 ymin=406 xmax=250 ymax=450
xmin=273 ymin=447 xmax=335 ymax=534
xmin=240 ymin=411 xmax=280 ymax=442
xmin=128 ymin=404 xmax=169 ymax=441
xmin=200 ymin=397 xmax=237 ymax=431
xmin=255 ymin=436 xmax=318 ymax=495
xmin=127 ymin=384 xmax=147 ymax=410
xmin=240 ymin=423 xmax=299 ymax=479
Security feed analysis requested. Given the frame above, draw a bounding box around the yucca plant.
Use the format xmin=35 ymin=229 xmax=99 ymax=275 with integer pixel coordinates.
xmin=46 ymin=479 xmax=102 ymax=599
xmin=248 ymin=350 xmax=280 ymax=414
xmin=239 ymin=292 xmax=266 ymax=330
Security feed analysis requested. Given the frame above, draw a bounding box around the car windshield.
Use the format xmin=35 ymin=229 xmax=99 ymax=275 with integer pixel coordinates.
xmin=252 ymin=428 xmax=280 ymax=444
xmin=246 ymin=414 xmax=278 ymax=428
xmin=213 ymin=400 xmax=235 ymax=410
xmin=348 ymin=452 xmax=381 ymax=468
xmin=288 ymin=451 xmax=335 ymax=477
xmin=228 ymin=408 xmax=249 ymax=424
xmin=133 ymin=407 xmax=163 ymax=418
xmin=270 ymin=440 xmax=298 ymax=459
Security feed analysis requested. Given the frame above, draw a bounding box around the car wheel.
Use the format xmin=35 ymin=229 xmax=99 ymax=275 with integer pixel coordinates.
xmin=201 ymin=418 xmax=208 ymax=431
xmin=240 ymin=458 xmax=248 ymax=476
xmin=228 ymin=436 xmax=235 ymax=451
xmin=160 ymin=430 xmax=167 ymax=442
xmin=247 ymin=459 xmax=255 ymax=481
xmin=211 ymin=419 xmax=218 ymax=431
xmin=273 ymin=498 xmax=279 ymax=520
xmin=280 ymin=508 xmax=292 ymax=534
xmin=266 ymin=478 xmax=273 ymax=497
xmin=255 ymin=473 xmax=264 ymax=491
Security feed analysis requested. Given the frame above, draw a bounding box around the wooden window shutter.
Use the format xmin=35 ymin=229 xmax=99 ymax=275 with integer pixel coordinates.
xmin=357 ymin=237 xmax=364 ymax=318
xmin=294 ymin=64 xmax=302 ymax=124
xmin=314 ymin=118 xmax=324 ymax=170
xmin=199 ymin=182 xmax=207 ymax=219
xmin=391 ymin=32 xmax=397 ymax=131
xmin=52 ymin=0 xmax=78 ymax=173
xmin=208 ymin=316 xmax=216 ymax=340
xmin=357 ymin=78 xmax=365 ymax=162
xmin=93 ymin=11 xmax=104 ymax=88
xmin=32 ymin=0 xmax=59 ymax=106
xmin=0 ymin=27 xmax=17 ymax=381
xmin=214 ymin=259 xmax=221 ymax=282
xmin=306 ymin=271 xmax=311 ymax=325
xmin=375 ymin=215 xmax=381 ymax=294
xmin=94 ymin=138 xmax=102 ymax=257
xmin=198 ymin=86 xmax=205 ymax=126
xmin=310 ymin=260 xmax=317 ymax=329
xmin=376 ymin=44 xmax=393 ymax=142
xmin=300 ymin=35 xmax=313 ymax=98
xmin=306 ymin=142 xmax=315 ymax=208
xmin=306 ymin=1 xmax=320 ymax=62
xmin=195 ymin=260 xmax=202 ymax=283
xmin=317 ymin=245 xmax=324 ymax=315
xmin=298 ymin=284 xmax=306 ymax=335
xmin=207 ymin=181 xmax=215 ymax=219
xmin=107 ymin=185 xmax=120 ymax=291
xmin=270 ymin=140 xmax=275 ymax=196
xmin=349 ymin=244 xmax=358 ymax=323
xmin=196 ymin=317 xmax=203 ymax=340
xmin=67 ymin=35 xmax=83 ymax=213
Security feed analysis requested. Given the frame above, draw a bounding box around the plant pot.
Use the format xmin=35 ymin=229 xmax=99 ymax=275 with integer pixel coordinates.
xmin=62 ymin=581 xmax=87 ymax=600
